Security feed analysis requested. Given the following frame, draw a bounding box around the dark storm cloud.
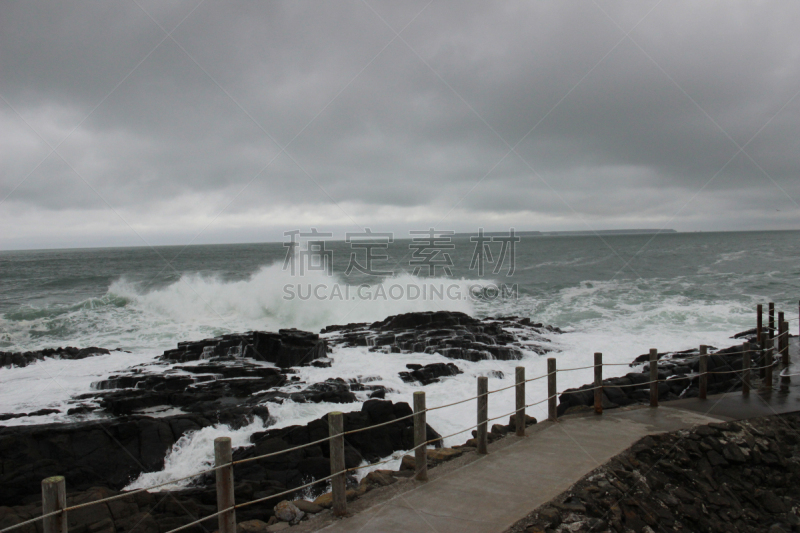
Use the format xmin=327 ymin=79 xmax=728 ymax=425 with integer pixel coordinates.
xmin=1 ymin=0 xmax=799 ymax=248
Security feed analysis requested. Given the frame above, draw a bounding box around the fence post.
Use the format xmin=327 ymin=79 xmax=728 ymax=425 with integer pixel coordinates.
xmin=328 ymin=412 xmax=347 ymax=517
xmin=757 ymin=304 xmax=763 ymax=347
xmin=214 ymin=437 xmax=236 ymax=533
xmin=515 ymin=366 xmax=525 ymax=437
xmin=742 ymin=342 xmax=751 ymax=395
xmin=594 ymin=353 xmax=603 ymax=415
xmin=547 ymin=358 xmax=557 ymax=422
xmin=477 ymin=376 xmax=488 ymax=454
xmin=769 ymin=302 xmax=775 ymax=343
xmin=760 ymin=332 xmax=767 ymax=379
xmin=649 ymin=349 xmax=659 ymax=407
xmin=42 ymin=476 xmax=67 ymax=533
xmin=781 ymin=320 xmax=790 ymax=388
xmin=413 ymin=391 xmax=427 ymax=482
xmin=764 ymin=333 xmax=773 ymax=390
xmin=699 ymin=345 xmax=708 ymax=400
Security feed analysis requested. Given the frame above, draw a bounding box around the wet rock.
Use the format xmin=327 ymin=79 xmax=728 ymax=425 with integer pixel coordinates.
xmin=0 ymin=346 xmax=112 ymax=368
xmin=399 ymin=362 xmax=462 ymax=385
xmin=325 ymin=311 xmax=558 ymax=361
xmin=162 ymin=329 xmax=327 ymax=368
xmin=0 ymin=414 xmax=212 ymax=505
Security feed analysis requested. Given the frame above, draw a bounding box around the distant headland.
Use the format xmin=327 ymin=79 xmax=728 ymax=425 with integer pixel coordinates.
xmin=454 ymin=229 xmax=678 ymax=237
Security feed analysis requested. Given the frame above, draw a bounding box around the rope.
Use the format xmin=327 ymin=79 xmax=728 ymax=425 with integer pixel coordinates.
xmin=427 ymin=393 xmax=482 ymax=412
xmin=524 ymin=371 xmax=553 ymax=383
xmin=0 ymin=510 xmax=64 ymax=533
xmin=557 ymin=364 xmax=596 ymax=372
xmin=526 ymin=394 xmax=557 ymax=407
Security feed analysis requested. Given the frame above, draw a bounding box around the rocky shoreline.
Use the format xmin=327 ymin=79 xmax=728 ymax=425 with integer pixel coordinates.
xmin=556 ymin=328 xmax=772 ymax=416
xmin=506 ymin=412 xmax=800 ymax=533
xmin=0 ymin=311 xmax=556 ymax=532
xmin=1 ymin=311 xmax=780 ymax=533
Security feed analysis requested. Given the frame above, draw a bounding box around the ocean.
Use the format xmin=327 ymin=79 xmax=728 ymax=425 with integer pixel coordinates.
xmin=1 ymin=230 xmax=798 ymax=489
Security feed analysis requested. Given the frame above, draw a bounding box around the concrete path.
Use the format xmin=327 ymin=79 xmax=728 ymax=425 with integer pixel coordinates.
xmin=316 ymin=338 xmax=800 ymax=533
xmin=318 ymin=407 xmax=723 ymax=533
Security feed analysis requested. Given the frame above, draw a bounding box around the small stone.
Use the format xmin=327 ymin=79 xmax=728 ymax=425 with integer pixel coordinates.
xmin=400 ymin=455 xmax=416 ymax=471
xmin=537 ymin=507 xmax=561 ymax=527
xmin=274 ymin=500 xmax=304 ymax=523
xmin=292 ymin=500 xmax=324 ymax=514
xmin=313 ymin=492 xmax=333 ymax=508
xmin=364 ymin=470 xmax=397 ymax=487
xmin=266 ymin=524 xmax=290 ymax=532
xmin=722 ymin=442 xmax=747 ymax=464
xmin=427 ymin=447 xmax=463 ymax=463
xmin=238 ymin=519 xmax=270 ymax=533
xmin=707 ymin=450 xmax=729 ymax=467
xmin=759 ymin=491 xmax=787 ymax=514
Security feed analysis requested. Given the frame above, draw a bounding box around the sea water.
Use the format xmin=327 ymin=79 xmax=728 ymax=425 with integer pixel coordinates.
xmin=1 ymin=230 xmax=798 ymax=488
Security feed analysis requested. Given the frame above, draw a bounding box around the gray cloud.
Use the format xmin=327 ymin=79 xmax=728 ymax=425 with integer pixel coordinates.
xmin=1 ymin=0 xmax=799 ymax=249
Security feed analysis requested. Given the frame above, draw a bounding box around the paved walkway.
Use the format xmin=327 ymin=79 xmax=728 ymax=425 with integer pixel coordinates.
xmin=316 ymin=338 xmax=800 ymax=533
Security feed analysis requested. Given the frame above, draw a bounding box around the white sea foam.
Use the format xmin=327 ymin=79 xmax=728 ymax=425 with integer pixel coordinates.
xmin=125 ymin=417 xmax=268 ymax=492
xmin=0 ymin=350 xmax=159 ymax=425
xmin=110 ymin=265 xmax=489 ymax=334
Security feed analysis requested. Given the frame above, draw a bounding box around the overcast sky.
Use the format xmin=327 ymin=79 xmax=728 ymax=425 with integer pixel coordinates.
xmin=1 ymin=1 xmax=799 ymax=250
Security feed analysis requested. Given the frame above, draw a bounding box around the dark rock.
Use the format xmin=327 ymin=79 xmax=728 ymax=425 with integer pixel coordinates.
xmin=0 ymin=414 xmax=213 ymax=505
xmin=507 ymin=413 xmax=800 ymax=533
xmin=325 ymin=311 xmax=557 ymax=361
xmin=399 ymin=362 xmax=462 ymax=385
xmin=0 ymin=346 xmax=112 ymax=369
xmin=162 ymin=329 xmax=327 ymax=368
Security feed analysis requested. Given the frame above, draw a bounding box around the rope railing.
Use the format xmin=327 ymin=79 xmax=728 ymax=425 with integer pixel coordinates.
xmin=6 ymin=300 xmax=797 ymax=533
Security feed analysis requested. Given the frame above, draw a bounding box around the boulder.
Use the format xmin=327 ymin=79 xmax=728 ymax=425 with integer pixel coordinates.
xmin=273 ymin=500 xmax=304 ymax=523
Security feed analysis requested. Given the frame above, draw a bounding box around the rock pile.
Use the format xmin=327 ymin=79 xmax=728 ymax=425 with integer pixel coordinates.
xmin=508 ymin=413 xmax=800 ymax=533
xmin=324 ymin=311 xmax=559 ymax=361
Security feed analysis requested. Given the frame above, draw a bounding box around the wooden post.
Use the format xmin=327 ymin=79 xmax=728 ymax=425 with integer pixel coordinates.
xmin=477 ymin=376 xmax=488 ymax=454
xmin=214 ymin=437 xmax=236 ymax=533
xmin=515 ymin=366 xmax=525 ymax=437
xmin=328 ymin=412 xmax=346 ymax=517
xmin=765 ymin=339 xmax=774 ymax=390
xmin=42 ymin=476 xmax=67 ymax=533
xmin=594 ymin=353 xmax=603 ymax=415
xmin=742 ymin=342 xmax=751 ymax=395
xmin=781 ymin=320 xmax=790 ymax=388
xmin=649 ymin=349 xmax=659 ymax=407
xmin=757 ymin=304 xmax=763 ymax=347
xmin=769 ymin=302 xmax=775 ymax=342
xmin=699 ymin=345 xmax=708 ymax=400
xmin=760 ymin=332 xmax=768 ymax=379
xmin=547 ymin=358 xmax=557 ymax=422
xmin=413 ymin=391 xmax=427 ymax=481
xmin=779 ymin=311 xmax=785 ymax=371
